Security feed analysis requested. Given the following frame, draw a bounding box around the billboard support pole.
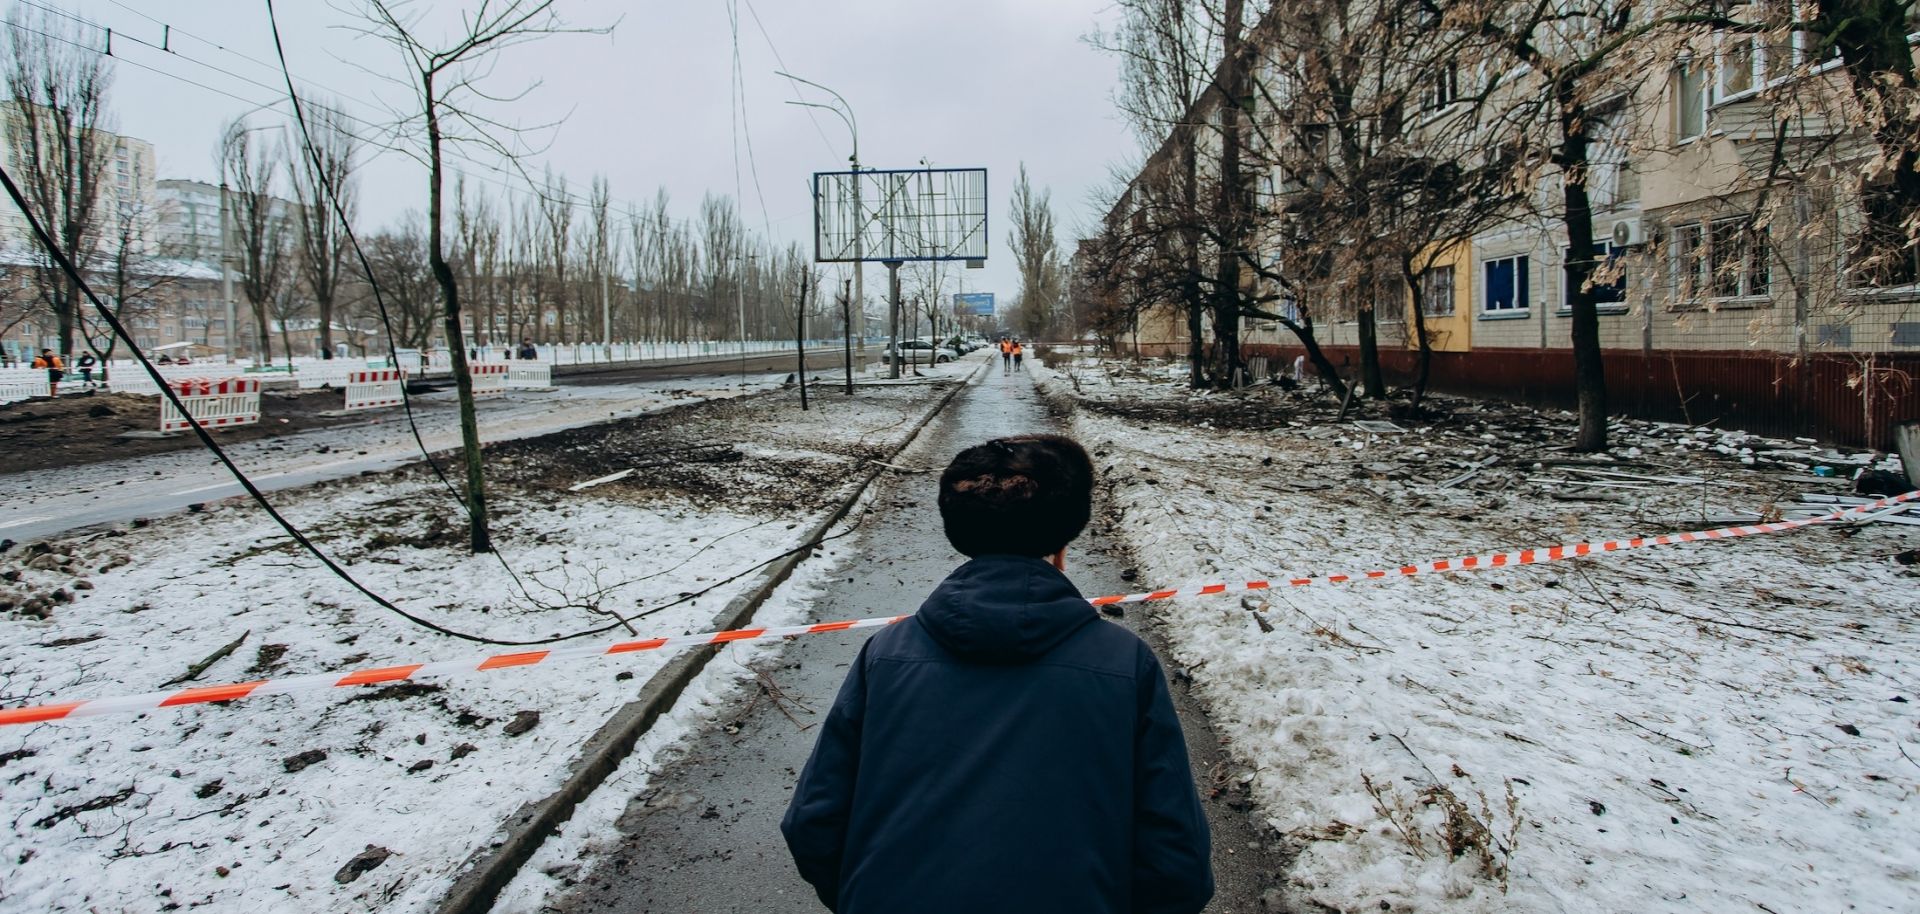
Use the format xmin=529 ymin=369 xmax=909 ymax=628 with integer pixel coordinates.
xmin=885 ymin=260 xmax=902 ymax=380
xmin=841 ymin=278 xmax=853 ymax=396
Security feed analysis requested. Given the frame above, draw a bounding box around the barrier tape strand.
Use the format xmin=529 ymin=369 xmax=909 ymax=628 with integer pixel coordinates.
xmin=3 ymin=489 xmax=1913 ymax=728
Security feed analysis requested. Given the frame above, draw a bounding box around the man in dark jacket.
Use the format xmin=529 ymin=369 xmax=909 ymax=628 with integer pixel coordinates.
xmin=782 ymin=434 xmax=1213 ymax=914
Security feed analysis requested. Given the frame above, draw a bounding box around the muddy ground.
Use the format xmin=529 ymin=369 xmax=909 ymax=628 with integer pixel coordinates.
xmin=486 ymin=383 xmax=934 ymax=515
xmin=0 ymin=388 xmax=378 ymax=475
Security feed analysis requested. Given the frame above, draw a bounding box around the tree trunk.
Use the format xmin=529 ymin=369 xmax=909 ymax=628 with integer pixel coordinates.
xmin=1558 ymin=86 xmax=1609 ymax=452
xmin=1212 ymin=0 xmax=1248 ymax=386
xmin=425 ymin=75 xmax=492 ymax=553
xmin=1408 ymin=271 xmax=1434 ymax=408
xmin=1356 ymin=304 xmax=1385 ymax=399
xmin=318 ymin=295 xmax=335 ymax=355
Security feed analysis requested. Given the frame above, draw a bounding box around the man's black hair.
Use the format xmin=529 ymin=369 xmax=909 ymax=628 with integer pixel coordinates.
xmin=938 ymin=434 xmax=1095 ymax=558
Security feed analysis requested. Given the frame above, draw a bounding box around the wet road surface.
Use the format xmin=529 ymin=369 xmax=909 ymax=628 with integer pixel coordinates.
xmin=542 ymin=365 xmax=1291 ymax=913
xmin=0 ymin=362 xmax=825 ymax=544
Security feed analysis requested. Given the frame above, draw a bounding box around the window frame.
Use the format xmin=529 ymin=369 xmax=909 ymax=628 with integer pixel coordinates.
xmin=1669 ymin=216 xmax=1772 ymax=308
xmin=1480 ymin=254 xmax=1531 ymax=319
xmin=1558 ymin=242 xmax=1630 ymax=316
xmin=1418 ymin=265 xmax=1456 ymax=318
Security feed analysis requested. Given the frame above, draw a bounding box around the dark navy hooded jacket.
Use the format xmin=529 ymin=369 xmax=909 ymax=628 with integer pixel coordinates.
xmin=780 ymin=554 xmax=1214 ymax=914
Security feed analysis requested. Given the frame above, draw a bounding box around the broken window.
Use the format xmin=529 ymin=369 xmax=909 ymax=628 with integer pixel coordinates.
xmin=1483 ymin=255 xmax=1530 ymax=312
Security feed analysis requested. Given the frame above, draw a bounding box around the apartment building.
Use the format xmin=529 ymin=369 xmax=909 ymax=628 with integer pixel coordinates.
xmin=1096 ymin=6 xmax=1918 ymax=448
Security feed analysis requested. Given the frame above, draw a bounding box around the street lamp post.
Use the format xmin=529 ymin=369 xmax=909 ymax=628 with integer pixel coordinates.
xmin=777 ymin=72 xmax=865 ymax=366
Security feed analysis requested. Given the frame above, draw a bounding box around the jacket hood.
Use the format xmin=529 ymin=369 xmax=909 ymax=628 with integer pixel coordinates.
xmin=915 ymin=554 xmax=1098 ymax=663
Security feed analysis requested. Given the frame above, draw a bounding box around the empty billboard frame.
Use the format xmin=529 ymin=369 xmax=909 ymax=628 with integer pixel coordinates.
xmin=812 ymin=167 xmax=988 ymax=264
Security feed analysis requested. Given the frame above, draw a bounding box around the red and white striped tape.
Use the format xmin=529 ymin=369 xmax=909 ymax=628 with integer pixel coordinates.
xmin=2 ymin=489 xmax=1913 ymax=728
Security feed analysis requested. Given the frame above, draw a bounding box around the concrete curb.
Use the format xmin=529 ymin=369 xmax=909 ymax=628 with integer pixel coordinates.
xmin=434 ymin=356 xmax=986 ymax=914
xmin=547 ymin=348 xmax=847 ymax=380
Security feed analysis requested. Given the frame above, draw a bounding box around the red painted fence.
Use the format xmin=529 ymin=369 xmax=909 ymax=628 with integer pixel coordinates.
xmin=1142 ymin=343 xmax=1919 ymax=450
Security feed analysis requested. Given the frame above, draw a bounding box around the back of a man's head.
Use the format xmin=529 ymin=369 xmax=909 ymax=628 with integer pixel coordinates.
xmin=938 ymin=434 xmax=1094 ymax=558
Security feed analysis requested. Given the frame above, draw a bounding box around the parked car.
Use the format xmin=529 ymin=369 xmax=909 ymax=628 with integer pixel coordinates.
xmin=882 ymin=339 xmax=959 ymax=364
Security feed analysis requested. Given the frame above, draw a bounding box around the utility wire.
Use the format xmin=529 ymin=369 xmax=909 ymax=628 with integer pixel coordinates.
xmin=262 ymin=0 xmax=532 ymax=582
xmin=0 ymin=158 xmax=532 ymax=645
xmin=16 ymin=0 xmax=718 ymax=236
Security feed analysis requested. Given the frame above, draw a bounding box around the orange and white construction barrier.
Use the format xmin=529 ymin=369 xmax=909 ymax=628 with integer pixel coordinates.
xmin=2 ymin=489 xmax=1913 ymax=729
xmin=343 ymin=368 xmax=404 ymax=412
xmin=471 ymin=362 xmax=508 ymax=398
xmin=159 ymin=377 xmax=262 ymax=433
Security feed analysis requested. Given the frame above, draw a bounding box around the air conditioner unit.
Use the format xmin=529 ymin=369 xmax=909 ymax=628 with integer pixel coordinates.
xmin=1610 ymin=217 xmax=1646 ymax=248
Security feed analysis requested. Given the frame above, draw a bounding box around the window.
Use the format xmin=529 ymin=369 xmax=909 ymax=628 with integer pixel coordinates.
xmin=1671 ymin=222 xmax=1707 ymax=298
xmin=1672 ymin=217 xmax=1770 ymax=301
xmin=1421 ymin=61 xmax=1459 ymax=111
xmin=1483 ymin=255 xmax=1530 ymax=313
xmin=1419 ymin=266 xmax=1455 ymax=317
xmin=1675 ymin=62 xmax=1705 ymax=141
xmin=1562 ymin=243 xmax=1627 ymax=310
xmin=1843 ymin=188 xmax=1920 ymax=288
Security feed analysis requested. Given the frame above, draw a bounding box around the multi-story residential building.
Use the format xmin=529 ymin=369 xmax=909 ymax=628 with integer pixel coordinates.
xmin=1092 ymin=6 xmax=1918 ymax=449
xmin=154 ymin=179 xmax=225 ymax=265
xmin=0 ymin=102 xmax=156 ymax=255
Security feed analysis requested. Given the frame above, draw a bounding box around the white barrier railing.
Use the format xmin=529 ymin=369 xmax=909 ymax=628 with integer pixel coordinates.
xmin=297 ymin=361 xmax=363 ymax=390
xmin=470 ymin=363 xmax=508 ymax=398
xmin=112 ymin=363 xmax=248 ymax=397
xmin=0 ymin=368 xmax=50 ymax=404
xmin=343 ymin=369 xmax=404 ymax=412
xmin=504 ymin=362 xmax=553 ymax=390
xmin=159 ymin=378 xmax=262 ymax=433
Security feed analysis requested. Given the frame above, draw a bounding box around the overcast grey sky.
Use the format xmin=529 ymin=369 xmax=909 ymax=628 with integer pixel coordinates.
xmin=56 ymin=0 xmax=1136 ymax=307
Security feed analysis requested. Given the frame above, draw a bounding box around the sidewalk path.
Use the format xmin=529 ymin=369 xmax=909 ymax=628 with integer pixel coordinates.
xmin=541 ymin=366 xmax=1292 ymax=913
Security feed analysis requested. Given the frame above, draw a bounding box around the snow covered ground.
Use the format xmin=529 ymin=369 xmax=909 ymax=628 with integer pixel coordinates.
xmin=0 ymin=379 xmax=958 ymax=913
xmin=1035 ymin=354 xmax=1919 ymax=913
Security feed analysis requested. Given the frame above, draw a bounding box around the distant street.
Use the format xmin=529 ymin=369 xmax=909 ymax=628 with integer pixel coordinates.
xmin=0 ymin=353 xmax=843 ymax=543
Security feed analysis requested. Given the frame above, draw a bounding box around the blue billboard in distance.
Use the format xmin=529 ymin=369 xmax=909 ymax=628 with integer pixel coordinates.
xmin=954 ymin=292 xmax=995 ymax=316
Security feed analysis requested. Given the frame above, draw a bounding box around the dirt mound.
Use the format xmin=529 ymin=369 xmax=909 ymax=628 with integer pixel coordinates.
xmin=0 ymin=387 xmax=374 ymax=475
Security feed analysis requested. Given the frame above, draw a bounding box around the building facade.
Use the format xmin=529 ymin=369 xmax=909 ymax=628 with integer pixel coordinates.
xmin=1093 ymin=6 xmax=1919 ymax=449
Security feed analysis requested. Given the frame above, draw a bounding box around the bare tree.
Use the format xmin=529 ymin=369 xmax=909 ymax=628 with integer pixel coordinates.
xmin=1090 ymin=0 xmax=1223 ymax=387
xmin=537 ymin=166 xmax=572 ymax=344
xmin=356 ymin=0 xmax=607 ymax=553
xmin=221 ymin=119 xmax=292 ymax=364
xmin=84 ymin=184 xmax=185 ymax=366
xmin=2 ymin=6 xmax=113 ymax=359
xmin=360 ymin=215 xmax=437 ymax=347
xmin=1007 ymin=163 xmax=1064 ymax=341
xmin=287 ymin=96 xmax=358 ymax=358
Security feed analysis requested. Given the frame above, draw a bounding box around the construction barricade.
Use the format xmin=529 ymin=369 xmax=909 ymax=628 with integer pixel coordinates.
xmin=343 ymin=369 xmax=404 ymax=412
xmin=504 ymin=361 xmax=554 ymax=390
xmin=470 ymin=362 xmax=508 ymax=398
xmin=0 ymin=368 xmax=50 ymax=404
xmin=158 ymin=377 xmax=262 ymax=433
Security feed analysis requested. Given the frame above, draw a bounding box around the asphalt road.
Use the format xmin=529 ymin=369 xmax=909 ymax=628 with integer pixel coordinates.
xmin=541 ymin=365 xmax=1292 ymax=913
xmin=0 ymin=352 xmax=840 ymax=544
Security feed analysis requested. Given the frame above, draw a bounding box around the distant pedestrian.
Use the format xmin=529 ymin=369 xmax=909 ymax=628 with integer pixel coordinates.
xmin=75 ymin=352 xmax=96 ymax=388
xmin=1011 ymin=340 xmax=1024 ymax=372
xmin=518 ymin=339 xmax=538 ymax=360
xmin=783 ymin=434 xmax=1213 ymax=914
xmin=31 ymin=349 xmax=64 ymax=396
xmin=999 ymin=337 xmax=1012 ymax=374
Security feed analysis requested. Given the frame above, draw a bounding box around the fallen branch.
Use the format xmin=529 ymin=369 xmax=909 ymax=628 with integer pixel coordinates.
xmin=162 ymin=631 xmax=250 ymax=687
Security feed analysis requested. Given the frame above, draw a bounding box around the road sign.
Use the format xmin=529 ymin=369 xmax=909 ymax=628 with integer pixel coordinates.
xmin=954 ymin=292 xmax=995 ymax=316
xmin=812 ymin=167 xmax=988 ymax=263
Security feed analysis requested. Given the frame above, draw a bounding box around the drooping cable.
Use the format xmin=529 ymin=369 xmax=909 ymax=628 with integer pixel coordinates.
xmin=0 ymin=158 xmax=538 ymax=645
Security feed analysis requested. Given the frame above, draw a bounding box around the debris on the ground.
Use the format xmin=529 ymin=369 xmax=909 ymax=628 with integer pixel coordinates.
xmin=502 ymin=710 xmax=542 ymax=737
xmin=332 ymin=845 xmax=391 ymax=884
xmin=282 ymin=749 xmax=327 ymax=773
xmin=162 ymin=630 xmax=249 ymax=686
